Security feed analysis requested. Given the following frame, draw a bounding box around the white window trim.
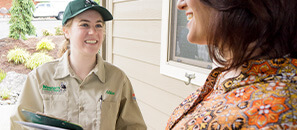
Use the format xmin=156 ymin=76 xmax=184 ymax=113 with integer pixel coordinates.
xmin=160 ymin=0 xmax=212 ymax=86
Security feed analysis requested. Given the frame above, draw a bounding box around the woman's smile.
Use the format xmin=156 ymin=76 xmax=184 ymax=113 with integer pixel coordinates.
xmin=186 ymin=12 xmax=193 ymax=21
xmin=85 ymin=40 xmax=98 ymax=44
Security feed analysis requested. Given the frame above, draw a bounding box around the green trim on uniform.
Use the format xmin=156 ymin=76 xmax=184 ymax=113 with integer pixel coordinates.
xmin=106 ymin=90 xmax=115 ymax=95
xmin=42 ymin=85 xmax=61 ymax=92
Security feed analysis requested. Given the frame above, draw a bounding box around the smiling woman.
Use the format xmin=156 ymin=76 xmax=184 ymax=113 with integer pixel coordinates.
xmin=166 ymin=0 xmax=297 ymax=129
xmin=10 ymin=0 xmax=147 ymax=129
xmin=64 ymin=10 xmax=105 ymax=63
xmin=177 ymin=0 xmax=212 ymax=45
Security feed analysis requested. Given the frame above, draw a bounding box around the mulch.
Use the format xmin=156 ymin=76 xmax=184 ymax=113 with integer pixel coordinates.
xmin=0 ymin=35 xmax=65 ymax=74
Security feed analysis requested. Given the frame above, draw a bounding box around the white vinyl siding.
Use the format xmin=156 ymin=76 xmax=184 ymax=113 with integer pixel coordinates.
xmin=106 ymin=0 xmax=199 ymax=129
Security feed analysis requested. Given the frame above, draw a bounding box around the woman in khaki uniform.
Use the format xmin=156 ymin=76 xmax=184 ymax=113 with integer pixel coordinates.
xmin=10 ymin=0 xmax=146 ymax=129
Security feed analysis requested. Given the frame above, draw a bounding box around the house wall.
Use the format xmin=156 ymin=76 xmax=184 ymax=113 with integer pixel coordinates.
xmin=0 ymin=0 xmax=12 ymax=9
xmin=0 ymin=0 xmax=39 ymax=17
xmin=105 ymin=0 xmax=199 ymax=129
xmin=0 ymin=0 xmax=12 ymax=16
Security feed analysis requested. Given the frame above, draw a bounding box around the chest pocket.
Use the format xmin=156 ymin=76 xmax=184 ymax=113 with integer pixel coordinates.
xmin=97 ymin=93 xmax=120 ymax=129
xmin=99 ymin=100 xmax=119 ymax=129
xmin=41 ymin=89 xmax=68 ymax=120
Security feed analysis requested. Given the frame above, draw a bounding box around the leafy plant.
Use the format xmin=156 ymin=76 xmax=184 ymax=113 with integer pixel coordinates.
xmin=36 ymin=38 xmax=55 ymax=51
xmin=42 ymin=29 xmax=53 ymax=36
xmin=55 ymin=26 xmax=63 ymax=35
xmin=0 ymin=86 xmax=11 ymax=100
xmin=7 ymin=48 xmax=30 ymax=64
xmin=0 ymin=69 xmax=6 ymax=83
xmin=9 ymin=0 xmax=36 ymax=40
xmin=25 ymin=52 xmax=53 ymax=70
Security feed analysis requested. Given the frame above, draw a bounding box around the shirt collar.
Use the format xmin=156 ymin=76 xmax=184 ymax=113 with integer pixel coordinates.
xmin=53 ymin=50 xmax=106 ymax=83
xmin=241 ymin=58 xmax=296 ymax=74
xmin=53 ymin=50 xmax=71 ymax=79
xmin=93 ymin=54 xmax=106 ymax=83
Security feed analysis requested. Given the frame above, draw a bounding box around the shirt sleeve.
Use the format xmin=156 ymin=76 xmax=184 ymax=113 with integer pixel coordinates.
xmin=116 ymin=76 xmax=147 ymax=130
xmin=10 ymin=71 xmax=44 ymax=130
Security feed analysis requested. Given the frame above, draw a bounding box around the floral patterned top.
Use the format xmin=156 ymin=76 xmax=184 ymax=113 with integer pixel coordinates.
xmin=166 ymin=58 xmax=297 ymax=130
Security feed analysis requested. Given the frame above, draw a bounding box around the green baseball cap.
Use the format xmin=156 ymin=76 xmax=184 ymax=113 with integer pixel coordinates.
xmin=62 ymin=0 xmax=113 ymax=25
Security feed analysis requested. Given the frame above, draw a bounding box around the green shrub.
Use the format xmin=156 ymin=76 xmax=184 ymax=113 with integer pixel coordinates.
xmin=0 ymin=86 xmax=11 ymax=100
xmin=9 ymin=0 xmax=35 ymax=40
xmin=42 ymin=29 xmax=53 ymax=36
xmin=55 ymin=26 xmax=63 ymax=35
xmin=7 ymin=48 xmax=30 ymax=64
xmin=0 ymin=69 xmax=6 ymax=83
xmin=36 ymin=38 xmax=55 ymax=51
xmin=25 ymin=52 xmax=54 ymax=70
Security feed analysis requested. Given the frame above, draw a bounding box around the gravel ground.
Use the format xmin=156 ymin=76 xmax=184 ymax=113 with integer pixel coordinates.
xmin=0 ymin=71 xmax=27 ymax=105
xmin=0 ymin=71 xmax=27 ymax=130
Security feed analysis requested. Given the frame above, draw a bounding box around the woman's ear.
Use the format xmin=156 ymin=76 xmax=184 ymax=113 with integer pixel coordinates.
xmin=63 ymin=27 xmax=70 ymax=39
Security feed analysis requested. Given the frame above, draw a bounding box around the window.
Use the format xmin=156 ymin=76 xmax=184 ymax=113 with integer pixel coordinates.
xmin=160 ymin=0 xmax=213 ymax=86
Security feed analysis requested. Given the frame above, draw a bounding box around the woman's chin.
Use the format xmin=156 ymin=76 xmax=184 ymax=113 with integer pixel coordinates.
xmin=187 ymin=34 xmax=208 ymax=45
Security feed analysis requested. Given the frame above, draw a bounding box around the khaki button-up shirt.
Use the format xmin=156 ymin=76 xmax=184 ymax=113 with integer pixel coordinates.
xmin=10 ymin=51 xmax=147 ymax=130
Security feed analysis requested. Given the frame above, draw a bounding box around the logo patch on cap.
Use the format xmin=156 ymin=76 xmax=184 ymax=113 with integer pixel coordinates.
xmin=63 ymin=0 xmax=113 ymax=25
xmin=85 ymin=0 xmax=96 ymax=7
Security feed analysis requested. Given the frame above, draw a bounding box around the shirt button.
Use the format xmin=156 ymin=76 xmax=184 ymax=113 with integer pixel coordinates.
xmin=80 ymin=106 xmax=84 ymax=111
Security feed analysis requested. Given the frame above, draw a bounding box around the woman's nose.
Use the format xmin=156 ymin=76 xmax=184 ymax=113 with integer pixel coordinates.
xmin=177 ymin=0 xmax=187 ymax=10
xmin=89 ymin=27 xmax=96 ymax=35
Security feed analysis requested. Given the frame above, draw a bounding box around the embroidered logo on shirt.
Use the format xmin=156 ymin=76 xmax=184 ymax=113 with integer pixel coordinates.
xmin=106 ymin=90 xmax=115 ymax=95
xmin=42 ymin=82 xmax=67 ymax=95
xmin=43 ymin=85 xmax=60 ymax=92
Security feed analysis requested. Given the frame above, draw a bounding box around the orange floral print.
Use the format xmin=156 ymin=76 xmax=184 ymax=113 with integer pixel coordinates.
xmin=225 ymin=86 xmax=256 ymax=105
xmin=167 ymin=58 xmax=297 ymax=130
xmin=244 ymin=96 xmax=290 ymax=128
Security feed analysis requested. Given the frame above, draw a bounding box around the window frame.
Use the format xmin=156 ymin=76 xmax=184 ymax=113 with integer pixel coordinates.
xmin=160 ymin=0 xmax=212 ymax=86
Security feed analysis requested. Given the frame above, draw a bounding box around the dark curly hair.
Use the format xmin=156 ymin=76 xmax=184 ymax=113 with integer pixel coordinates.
xmin=201 ymin=0 xmax=297 ymax=69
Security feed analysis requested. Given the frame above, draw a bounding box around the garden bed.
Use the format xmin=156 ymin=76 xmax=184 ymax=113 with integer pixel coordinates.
xmin=0 ymin=35 xmax=64 ymax=74
xmin=0 ymin=35 xmax=64 ymax=104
